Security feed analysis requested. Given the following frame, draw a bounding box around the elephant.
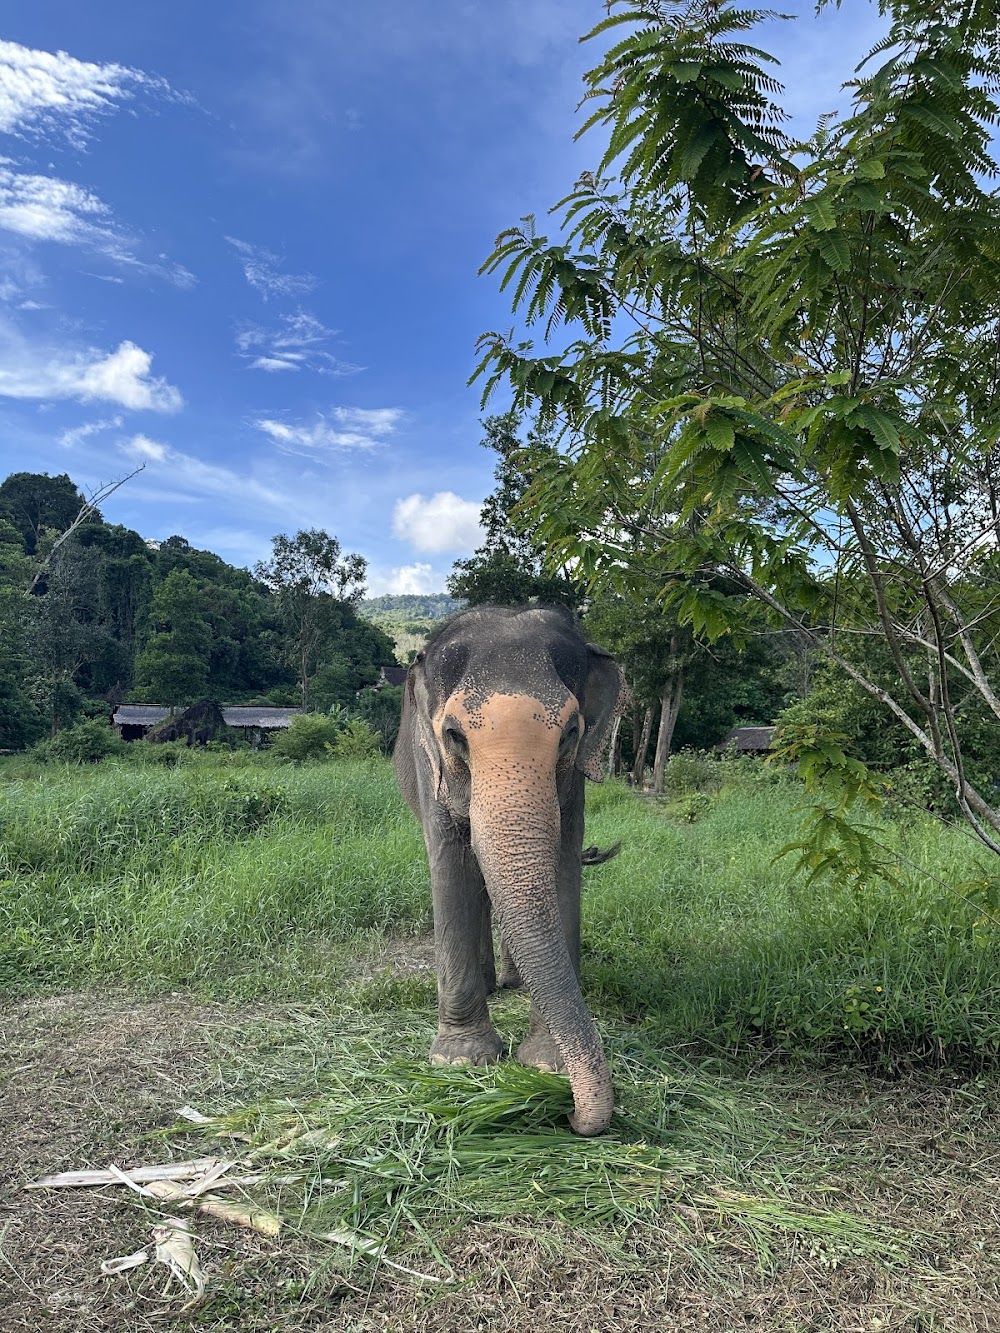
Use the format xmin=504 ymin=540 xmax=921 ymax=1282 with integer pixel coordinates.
xmin=393 ymin=604 xmax=624 ymax=1136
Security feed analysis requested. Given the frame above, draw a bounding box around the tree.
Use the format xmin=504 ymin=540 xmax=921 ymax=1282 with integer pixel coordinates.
xmin=254 ymin=530 xmax=367 ymax=709
xmin=1 ymin=467 xmax=142 ymax=594
xmin=586 ymin=585 xmax=783 ymax=789
xmin=0 ymin=468 xmax=390 ymax=745
xmin=25 ymin=538 xmax=121 ymax=735
xmin=354 ymin=685 xmax=404 ymax=754
xmin=134 ymin=569 xmax=212 ymax=705
xmin=0 ymin=473 xmax=90 ymax=557
xmin=77 ymin=523 xmax=154 ymax=670
xmin=0 ymin=522 xmax=43 ymax=747
xmin=309 ymin=611 xmax=396 ymax=711
xmin=477 ymin=0 xmax=1000 ymax=856
xmin=448 ymin=413 xmax=581 ymax=608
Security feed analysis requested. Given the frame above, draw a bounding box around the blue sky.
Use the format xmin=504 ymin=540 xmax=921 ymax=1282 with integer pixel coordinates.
xmin=0 ymin=0 xmax=886 ymax=594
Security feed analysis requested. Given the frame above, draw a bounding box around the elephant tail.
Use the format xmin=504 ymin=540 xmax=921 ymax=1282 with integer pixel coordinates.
xmin=581 ymin=842 xmax=622 ymax=866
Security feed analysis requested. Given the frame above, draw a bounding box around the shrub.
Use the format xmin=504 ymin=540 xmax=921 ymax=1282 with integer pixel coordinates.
xmin=35 ymin=718 xmax=125 ymax=764
xmin=666 ymin=791 xmax=714 ymax=823
xmin=219 ymin=776 xmax=290 ymax=832
xmin=718 ymin=752 xmax=789 ymax=788
xmin=271 ymin=713 xmax=344 ymax=761
xmin=354 ymin=686 xmax=403 ymax=753
xmin=663 ymin=750 xmax=720 ymax=795
xmin=330 ymin=719 xmax=382 ymax=759
xmin=126 ymin=739 xmax=193 ymax=767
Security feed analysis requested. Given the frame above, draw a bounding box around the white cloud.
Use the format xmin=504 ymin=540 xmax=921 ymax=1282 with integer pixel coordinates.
xmin=235 ymin=310 xmax=359 ymax=375
xmin=0 ymin=247 xmax=45 ymax=305
xmin=0 ymin=166 xmax=195 ymax=286
xmin=0 ymin=322 xmax=183 ymax=412
xmin=119 ymin=435 xmax=292 ymax=514
xmin=0 ymin=169 xmax=108 ymax=243
xmin=393 ymin=492 xmax=482 ymax=554
xmin=248 ymin=355 xmax=298 ymax=373
xmin=123 ymin=433 xmax=168 ymax=462
xmin=334 ymin=407 xmax=402 ymax=434
xmin=365 ymin=561 xmax=444 ymax=596
xmin=392 ymin=562 xmax=437 ymax=594
xmin=0 ymin=44 xmax=192 ymax=285
xmin=226 ymin=236 xmax=316 ymax=301
xmin=255 ymin=406 xmax=402 ymax=457
xmin=76 ymin=343 xmax=182 ymax=412
xmin=0 ymin=39 xmax=167 ymax=146
xmin=58 ymin=414 xmax=122 ymax=448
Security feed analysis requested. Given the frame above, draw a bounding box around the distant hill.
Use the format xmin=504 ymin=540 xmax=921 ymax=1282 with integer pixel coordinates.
xmin=359 ymin=594 xmax=465 ymax=663
xmin=359 ymin=594 xmax=465 ymax=626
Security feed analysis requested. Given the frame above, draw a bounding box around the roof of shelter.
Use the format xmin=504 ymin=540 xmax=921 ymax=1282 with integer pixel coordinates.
xmin=222 ymin=707 xmax=301 ymax=728
xmin=113 ymin=705 xmax=302 ymax=729
xmin=113 ymin=705 xmax=170 ymax=726
xmin=717 ymin=725 xmax=777 ymax=752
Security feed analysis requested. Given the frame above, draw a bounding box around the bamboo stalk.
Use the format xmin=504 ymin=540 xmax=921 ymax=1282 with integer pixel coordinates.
xmin=25 ymin=1158 xmax=232 ymax=1189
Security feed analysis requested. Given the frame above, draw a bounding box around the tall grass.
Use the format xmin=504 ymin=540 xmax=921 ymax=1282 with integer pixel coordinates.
xmin=2 ymin=752 xmax=998 ymax=1064
xmin=583 ymin=770 xmax=1000 ymax=1063
xmin=0 ymin=758 xmax=429 ymax=992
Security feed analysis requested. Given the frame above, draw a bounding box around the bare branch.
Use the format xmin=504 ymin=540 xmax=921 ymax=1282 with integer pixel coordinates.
xmin=25 ymin=466 xmax=145 ymax=597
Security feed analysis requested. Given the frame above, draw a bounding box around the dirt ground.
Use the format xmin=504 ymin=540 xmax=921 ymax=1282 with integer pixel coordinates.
xmin=3 ymin=958 xmax=1000 ymax=1332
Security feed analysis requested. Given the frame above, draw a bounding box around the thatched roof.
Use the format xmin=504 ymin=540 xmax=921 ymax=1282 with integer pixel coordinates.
xmin=148 ymin=700 xmax=228 ymax=744
xmin=114 ymin=705 xmax=170 ymax=726
xmin=113 ymin=705 xmax=301 ymax=730
xmin=717 ymin=725 xmax=776 ymax=753
xmin=379 ymin=666 xmax=409 ymax=688
xmin=222 ymin=707 xmax=302 ymax=729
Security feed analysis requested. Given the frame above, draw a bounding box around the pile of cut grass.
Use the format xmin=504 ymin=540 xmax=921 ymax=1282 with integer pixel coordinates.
xmin=177 ymin=998 xmax=909 ymax=1282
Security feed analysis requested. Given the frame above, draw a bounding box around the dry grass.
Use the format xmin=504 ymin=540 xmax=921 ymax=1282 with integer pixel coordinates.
xmin=3 ymin=967 xmax=1000 ymax=1332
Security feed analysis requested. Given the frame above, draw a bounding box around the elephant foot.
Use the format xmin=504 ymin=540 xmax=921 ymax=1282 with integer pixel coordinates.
xmin=516 ymin=1031 xmax=566 ymax=1074
xmin=429 ymin=1029 xmax=505 ymax=1067
xmin=497 ymin=962 xmax=523 ymax=990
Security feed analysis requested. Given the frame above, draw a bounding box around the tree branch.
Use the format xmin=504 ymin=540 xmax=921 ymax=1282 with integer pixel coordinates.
xmin=25 ymin=466 xmax=145 ymax=597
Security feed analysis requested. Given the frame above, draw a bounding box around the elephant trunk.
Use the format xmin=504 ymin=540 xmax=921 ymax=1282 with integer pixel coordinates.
xmin=469 ymin=774 xmax=613 ymax=1137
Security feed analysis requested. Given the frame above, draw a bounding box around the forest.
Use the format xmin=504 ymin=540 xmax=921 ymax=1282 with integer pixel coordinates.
xmin=0 ymin=470 xmax=397 ymax=749
xmin=0 ymin=449 xmax=797 ymax=785
xmin=5 ymin=402 xmax=998 ymax=822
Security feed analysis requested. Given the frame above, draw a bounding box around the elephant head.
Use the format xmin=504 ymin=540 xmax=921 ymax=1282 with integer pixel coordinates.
xmin=404 ymin=606 xmax=623 ymax=1135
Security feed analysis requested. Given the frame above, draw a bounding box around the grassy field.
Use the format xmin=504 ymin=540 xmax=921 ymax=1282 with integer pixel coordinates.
xmin=2 ymin=753 xmax=1000 ymax=1330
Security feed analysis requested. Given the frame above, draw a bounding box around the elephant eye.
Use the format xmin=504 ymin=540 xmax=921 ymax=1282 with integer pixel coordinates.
xmin=560 ymin=719 xmax=581 ymax=752
xmin=444 ymin=725 xmax=468 ymax=752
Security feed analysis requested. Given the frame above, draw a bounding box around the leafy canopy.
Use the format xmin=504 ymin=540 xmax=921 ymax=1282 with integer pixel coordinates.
xmin=475 ymin=0 xmax=1000 ymax=856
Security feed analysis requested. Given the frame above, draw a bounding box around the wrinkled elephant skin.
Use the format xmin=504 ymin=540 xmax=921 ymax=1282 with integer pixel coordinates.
xmin=393 ymin=605 xmax=624 ymax=1136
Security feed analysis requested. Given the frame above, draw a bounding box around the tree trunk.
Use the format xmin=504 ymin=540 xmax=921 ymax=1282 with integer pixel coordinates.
xmin=606 ymin=713 xmax=622 ymax=780
xmin=652 ymin=668 xmax=684 ymax=795
xmin=631 ymin=706 xmax=654 ymax=787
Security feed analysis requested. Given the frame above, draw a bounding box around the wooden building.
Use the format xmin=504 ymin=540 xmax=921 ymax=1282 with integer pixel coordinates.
xmin=715 ymin=725 xmax=776 ymax=755
xmin=112 ymin=705 xmax=301 ymax=746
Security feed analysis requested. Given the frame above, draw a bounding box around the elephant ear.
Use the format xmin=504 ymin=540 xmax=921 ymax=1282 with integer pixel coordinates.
xmin=407 ymin=653 xmax=447 ymax=801
xmin=577 ymin=643 xmax=626 ymax=783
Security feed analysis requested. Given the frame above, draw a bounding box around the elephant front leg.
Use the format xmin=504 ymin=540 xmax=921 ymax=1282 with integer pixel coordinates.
xmin=497 ymin=932 xmax=523 ymax=989
xmin=428 ymin=828 xmax=505 ymax=1067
